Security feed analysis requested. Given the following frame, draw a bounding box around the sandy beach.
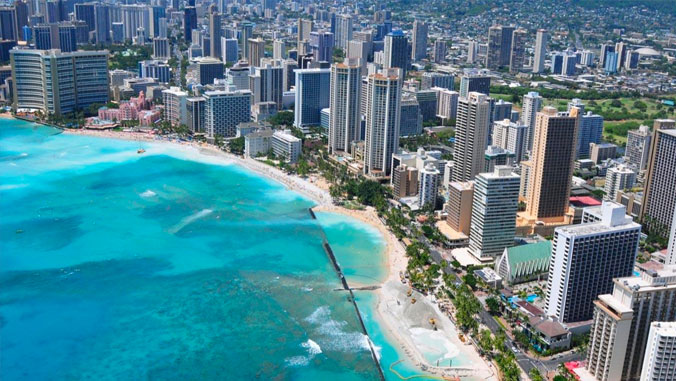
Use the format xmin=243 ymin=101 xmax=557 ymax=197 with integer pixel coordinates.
xmin=49 ymin=125 xmax=494 ymax=379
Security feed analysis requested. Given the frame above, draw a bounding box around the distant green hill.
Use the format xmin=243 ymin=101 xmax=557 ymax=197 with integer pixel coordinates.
xmin=573 ymin=0 xmax=676 ymax=14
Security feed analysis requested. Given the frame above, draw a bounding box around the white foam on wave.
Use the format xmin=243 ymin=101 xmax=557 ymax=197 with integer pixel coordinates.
xmin=140 ymin=190 xmax=157 ymax=198
xmin=303 ymin=339 xmax=322 ymax=355
xmin=304 ymin=306 xmax=371 ymax=353
xmin=284 ymin=339 xmax=323 ymax=367
xmin=0 ymin=183 xmax=28 ymax=191
xmin=169 ymin=209 xmax=213 ymax=234
xmin=284 ymin=355 xmax=310 ymax=367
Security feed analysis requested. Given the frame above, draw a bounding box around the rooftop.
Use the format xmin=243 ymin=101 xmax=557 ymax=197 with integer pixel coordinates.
xmin=528 ymin=316 xmax=569 ymax=338
xmin=569 ymin=196 xmax=602 ymax=207
xmin=505 ymin=241 xmax=552 ymax=274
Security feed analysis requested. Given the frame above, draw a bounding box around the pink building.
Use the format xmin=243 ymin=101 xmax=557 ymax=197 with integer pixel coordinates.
xmin=138 ymin=109 xmax=161 ymax=126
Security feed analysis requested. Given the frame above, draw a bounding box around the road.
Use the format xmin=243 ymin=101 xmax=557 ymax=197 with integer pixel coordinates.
xmin=425 ymin=240 xmax=586 ymax=376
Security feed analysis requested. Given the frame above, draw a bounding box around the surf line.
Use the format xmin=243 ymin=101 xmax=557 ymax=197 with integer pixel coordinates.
xmin=309 ymin=207 xmax=385 ymax=381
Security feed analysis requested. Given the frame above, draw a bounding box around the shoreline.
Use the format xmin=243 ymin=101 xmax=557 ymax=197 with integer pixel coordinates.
xmin=60 ymin=128 xmax=333 ymax=207
xmin=8 ymin=120 xmax=494 ymax=379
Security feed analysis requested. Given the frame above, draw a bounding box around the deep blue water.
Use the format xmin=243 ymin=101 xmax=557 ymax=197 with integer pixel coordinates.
xmin=0 ymin=120 xmax=418 ymax=380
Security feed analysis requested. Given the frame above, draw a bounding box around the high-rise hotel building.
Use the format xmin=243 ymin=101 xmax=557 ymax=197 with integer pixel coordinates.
xmin=452 ymin=92 xmax=491 ymax=182
xmin=364 ymin=68 xmax=401 ymax=177
xmin=545 ymin=202 xmax=641 ymax=324
xmin=11 ymin=49 xmax=109 ymax=116
xmin=468 ymin=166 xmax=520 ymax=261
xmin=641 ymin=119 xmax=676 ymax=237
xmin=328 ymin=58 xmax=361 ymax=154
xmin=640 ymin=322 xmax=676 ymax=381
xmin=204 ymin=89 xmax=252 ymax=138
xmin=581 ymin=261 xmax=676 ymax=381
xmin=523 ymin=106 xmax=578 ymax=222
xmin=533 ymin=29 xmax=548 ymax=74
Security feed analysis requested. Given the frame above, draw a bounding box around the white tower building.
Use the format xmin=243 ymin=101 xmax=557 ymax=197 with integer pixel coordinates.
xmin=468 ymin=166 xmax=520 ymax=261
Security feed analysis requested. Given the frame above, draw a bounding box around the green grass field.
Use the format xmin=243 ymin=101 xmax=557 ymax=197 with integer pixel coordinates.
xmin=493 ymin=94 xmax=676 ymax=146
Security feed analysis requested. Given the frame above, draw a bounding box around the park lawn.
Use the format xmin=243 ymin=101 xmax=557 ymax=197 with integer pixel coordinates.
xmin=602 ymin=120 xmax=644 ymax=146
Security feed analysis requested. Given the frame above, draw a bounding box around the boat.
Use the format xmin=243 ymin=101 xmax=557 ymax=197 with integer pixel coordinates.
xmin=137 ymin=148 xmax=145 ymax=154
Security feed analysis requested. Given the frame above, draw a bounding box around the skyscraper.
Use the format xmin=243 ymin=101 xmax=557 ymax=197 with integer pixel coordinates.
xmin=551 ymin=53 xmax=564 ymax=75
xmin=520 ymin=91 xmax=543 ymax=151
xmin=0 ymin=7 xmax=16 ymax=41
xmin=273 ymin=39 xmax=285 ymax=60
xmin=249 ymin=63 xmax=283 ymax=109
xmin=641 ymin=120 xmax=676 ymax=237
xmin=384 ymin=30 xmax=409 ymax=78
xmin=615 ymin=41 xmax=628 ymax=72
xmin=445 ymin=182 xmax=474 ymax=236
xmin=625 ymin=125 xmax=652 ymax=171
xmin=421 ymin=72 xmax=454 ymax=90
xmin=153 ymin=37 xmax=170 ymax=59
xmin=209 ymin=6 xmax=222 ymax=59
xmin=221 ymin=38 xmax=238 ymax=64
xmin=122 ymin=5 xmax=148 ymax=42
xmin=524 ymin=106 xmax=578 ymax=221
xmin=162 ymin=86 xmax=188 ymax=126
xmin=533 ymin=29 xmax=548 ymax=74
xmin=467 ymin=40 xmax=478 ymax=64
xmin=418 ymin=163 xmax=440 ymax=207
xmin=434 ymin=88 xmax=459 ymax=121
xmin=329 ymin=58 xmax=361 ymax=154
xmin=183 ymin=6 xmax=197 ymax=42
xmin=411 ymin=20 xmax=428 ymax=62
xmin=492 ymin=119 xmax=528 ymax=162
xmin=309 ymin=31 xmax=334 ymax=63
xmin=94 ymin=4 xmax=110 ymax=43
xmin=459 ymin=74 xmax=490 ymax=98
xmin=186 ymin=96 xmax=205 ymax=133
xmin=297 ymin=18 xmax=312 ymax=52
xmin=582 ymin=260 xmax=676 ymax=381
xmin=600 ymin=43 xmax=615 ymax=68
xmin=433 ymin=39 xmax=446 ymax=64
xmin=486 ymin=25 xmax=515 ymax=69
xmin=604 ymin=164 xmax=636 ymax=201
xmin=240 ymin=22 xmax=254 ymax=59
xmin=74 ymin=3 xmax=95 ymax=32
xmin=196 ymin=57 xmax=224 ymax=85
xmin=33 ymin=23 xmax=77 ymax=52
xmin=452 ymin=92 xmax=491 ymax=182
xmin=509 ymin=28 xmax=526 ymax=73
xmin=568 ymin=98 xmax=604 ymax=158
xmin=334 ymin=14 xmax=353 ymax=50
xmin=11 ymin=49 xmax=109 ymax=115
xmin=247 ymin=38 xmax=265 ymax=67
xmin=545 ymin=202 xmax=640 ymax=323
xmin=364 ymin=69 xmax=401 ymax=177
xmin=148 ymin=6 xmax=165 ymax=39
xmin=640 ymin=322 xmax=676 ymax=381
xmin=204 ymin=89 xmax=252 ymax=138
xmin=469 ymin=166 xmax=520 ymax=261
xmin=294 ymin=67 xmax=330 ymax=133
xmin=399 ymin=95 xmax=422 ymax=136
xmin=604 ymin=52 xmax=618 ymax=74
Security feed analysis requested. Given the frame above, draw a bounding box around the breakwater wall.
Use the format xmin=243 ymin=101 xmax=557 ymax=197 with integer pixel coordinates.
xmin=308 ymin=208 xmax=385 ymax=381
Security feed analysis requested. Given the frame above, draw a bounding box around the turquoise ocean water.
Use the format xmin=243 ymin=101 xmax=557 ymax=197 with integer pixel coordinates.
xmin=0 ymin=119 xmax=428 ymax=380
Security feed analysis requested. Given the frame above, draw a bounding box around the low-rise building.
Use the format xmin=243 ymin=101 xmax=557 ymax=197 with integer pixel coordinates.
xmin=244 ymin=128 xmax=273 ymax=158
xmin=495 ymin=241 xmax=552 ymax=285
xmin=271 ymin=130 xmax=302 ymax=163
xmin=523 ymin=316 xmax=572 ymax=352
